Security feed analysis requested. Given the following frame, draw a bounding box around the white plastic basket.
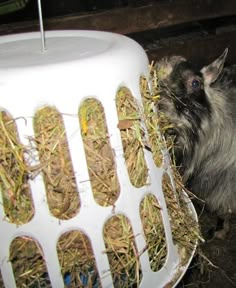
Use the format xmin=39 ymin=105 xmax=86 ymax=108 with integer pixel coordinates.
xmin=0 ymin=30 xmax=197 ymax=288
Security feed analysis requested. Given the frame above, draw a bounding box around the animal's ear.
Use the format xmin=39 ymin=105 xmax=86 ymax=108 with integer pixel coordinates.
xmin=201 ymin=48 xmax=228 ymax=85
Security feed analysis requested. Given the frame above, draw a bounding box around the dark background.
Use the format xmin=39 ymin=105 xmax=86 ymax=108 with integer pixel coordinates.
xmin=1 ymin=0 xmax=236 ymax=66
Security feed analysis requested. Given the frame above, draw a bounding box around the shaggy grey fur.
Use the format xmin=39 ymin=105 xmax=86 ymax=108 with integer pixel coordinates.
xmin=156 ymin=49 xmax=236 ymax=216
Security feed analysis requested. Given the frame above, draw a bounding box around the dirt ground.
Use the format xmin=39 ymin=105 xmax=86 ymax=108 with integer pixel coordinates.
xmin=177 ymin=201 xmax=236 ymax=288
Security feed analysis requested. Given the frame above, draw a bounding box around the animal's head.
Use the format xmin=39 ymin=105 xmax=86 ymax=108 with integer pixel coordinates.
xmin=156 ymin=49 xmax=228 ymax=138
xmin=156 ymin=49 xmax=228 ymax=166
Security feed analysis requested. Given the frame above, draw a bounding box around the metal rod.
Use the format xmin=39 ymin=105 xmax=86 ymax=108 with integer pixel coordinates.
xmin=37 ymin=0 xmax=46 ymax=52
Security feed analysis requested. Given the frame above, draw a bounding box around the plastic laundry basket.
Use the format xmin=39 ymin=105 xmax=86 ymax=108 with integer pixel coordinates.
xmin=0 ymin=30 xmax=197 ymax=288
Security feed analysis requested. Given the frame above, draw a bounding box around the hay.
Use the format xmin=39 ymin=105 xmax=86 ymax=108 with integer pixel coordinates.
xmin=0 ymin=63 xmax=201 ymax=288
xmin=57 ymin=231 xmax=100 ymax=287
xmin=104 ymin=214 xmax=142 ymax=287
xmin=0 ymin=111 xmax=34 ymax=224
xmin=139 ymin=67 xmax=174 ymax=167
xmin=140 ymin=65 xmax=201 ymax=263
xmin=10 ymin=237 xmax=51 ymax=288
xmin=33 ymin=106 xmax=80 ymax=219
xmin=140 ymin=194 xmax=167 ymax=271
xmin=79 ymin=99 xmax=120 ymax=206
xmin=116 ymin=87 xmax=148 ymax=187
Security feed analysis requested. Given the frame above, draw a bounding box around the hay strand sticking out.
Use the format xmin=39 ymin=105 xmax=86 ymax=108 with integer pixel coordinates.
xmin=140 ymin=71 xmax=174 ymax=167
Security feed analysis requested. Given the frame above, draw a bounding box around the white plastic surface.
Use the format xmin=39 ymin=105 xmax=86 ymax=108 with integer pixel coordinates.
xmin=0 ymin=30 xmax=197 ymax=288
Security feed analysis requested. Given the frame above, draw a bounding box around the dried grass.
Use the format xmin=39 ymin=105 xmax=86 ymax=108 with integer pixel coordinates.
xmin=116 ymin=87 xmax=148 ymax=187
xmin=104 ymin=214 xmax=142 ymax=287
xmin=10 ymin=237 xmax=50 ymax=288
xmin=57 ymin=231 xmax=100 ymax=287
xmin=79 ymin=99 xmax=120 ymax=206
xmin=0 ymin=111 xmax=33 ymax=224
xmin=33 ymin=106 xmax=80 ymax=219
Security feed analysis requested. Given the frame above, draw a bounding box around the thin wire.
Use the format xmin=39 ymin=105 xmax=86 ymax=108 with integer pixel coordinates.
xmin=37 ymin=0 xmax=46 ymax=52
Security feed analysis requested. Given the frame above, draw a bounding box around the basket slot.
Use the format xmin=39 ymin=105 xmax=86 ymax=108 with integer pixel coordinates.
xmin=0 ymin=110 xmax=34 ymax=225
xmin=79 ymin=98 xmax=120 ymax=207
xmin=10 ymin=236 xmax=52 ymax=287
xmin=103 ymin=214 xmax=143 ymax=287
xmin=116 ymin=87 xmax=148 ymax=188
xmin=34 ymin=106 xmax=80 ymax=220
xmin=57 ymin=230 xmax=101 ymax=287
xmin=140 ymin=193 xmax=167 ymax=272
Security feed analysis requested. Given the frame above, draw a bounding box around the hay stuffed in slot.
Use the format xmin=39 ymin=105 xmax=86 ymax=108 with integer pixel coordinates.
xmin=0 ymin=111 xmax=34 ymax=225
xmin=34 ymin=106 xmax=80 ymax=220
xmin=116 ymin=87 xmax=148 ymax=187
xmin=10 ymin=237 xmax=51 ymax=287
xmin=79 ymin=98 xmax=120 ymax=206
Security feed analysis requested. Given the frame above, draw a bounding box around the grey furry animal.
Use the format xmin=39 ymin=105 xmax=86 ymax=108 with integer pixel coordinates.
xmin=156 ymin=49 xmax=236 ymax=238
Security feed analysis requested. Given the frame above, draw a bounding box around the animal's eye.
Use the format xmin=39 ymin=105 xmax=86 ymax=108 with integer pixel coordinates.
xmin=191 ymin=79 xmax=201 ymax=90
